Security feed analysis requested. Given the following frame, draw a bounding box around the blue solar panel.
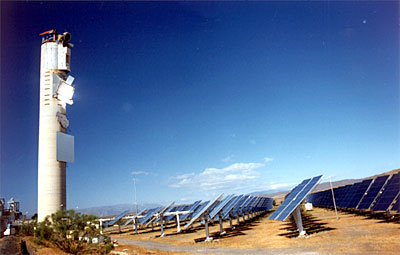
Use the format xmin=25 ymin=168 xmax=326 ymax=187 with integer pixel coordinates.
xmin=337 ymin=183 xmax=360 ymax=208
xmin=372 ymin=173 xmax=400 ymax=211
xmin=139 ymin=207 xmax=161 ymax=225
xmin=209 ymin=194 xmax=235 ymax=219
xmin=165 ymin=205 xmax=186 ymax=222
xmin=231 ymin=195 xmax=250 ymax=215
xmin=333 ymin=185 xmax=352 ymax=208
xmin=247 ymin=197 xmax=261 ymax=213
xmin=276 ymin=175 xmax=323 ymax=221
xmin=105 ymin=210 xmax=130 ymax=227
xmin=183 ymin=194 xmax=223 ymax=229
xmin=222 ymin=195 xmax=244 ymax=219
xmin=391 ymin=196 xmax=400 ymax=212
xmin=179 ymin=200 xmax=202 ymax=221
xmin=312 ymin=189 xmax=332 ymax=207
xmin=357 ymin=175 xmax=390 ymax=210
xmin=269 ymin=178 xmax=311 ymax=220
xmin=346 ymin=179 xmax=373 ymax=209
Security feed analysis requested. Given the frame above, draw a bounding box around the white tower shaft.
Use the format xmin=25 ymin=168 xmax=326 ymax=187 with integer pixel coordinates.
xmin=38 ymin=33 xmax=74 ymax=222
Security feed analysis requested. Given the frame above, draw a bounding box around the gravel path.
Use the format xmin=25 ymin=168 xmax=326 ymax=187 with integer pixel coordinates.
xmin=115 ymin=238 xmax=320 ymax=255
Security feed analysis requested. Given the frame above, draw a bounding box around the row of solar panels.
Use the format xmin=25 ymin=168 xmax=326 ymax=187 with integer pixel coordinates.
xmin=104 ymin=194 xmax=273 ymax=239
xmin=307 ymin=172 xmax=400 ymax=213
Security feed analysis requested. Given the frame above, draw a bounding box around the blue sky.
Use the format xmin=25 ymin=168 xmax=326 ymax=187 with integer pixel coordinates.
xmin=1 ymin=1 xmax=399 ymax=215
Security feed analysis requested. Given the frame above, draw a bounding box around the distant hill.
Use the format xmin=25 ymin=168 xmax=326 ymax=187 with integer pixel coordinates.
xmin=77 ymin=203 xmax=161 ymax=217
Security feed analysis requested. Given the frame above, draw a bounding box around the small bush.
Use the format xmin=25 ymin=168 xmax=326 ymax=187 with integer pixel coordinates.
xmin=19 ymin=221 xmax=35 ymax=236
xmin=32 ymin=209 xmax=112 ymax=254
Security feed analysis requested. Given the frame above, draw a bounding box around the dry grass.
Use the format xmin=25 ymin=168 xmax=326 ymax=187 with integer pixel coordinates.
xmin=111 ymin=208 xmax=400 ymax=254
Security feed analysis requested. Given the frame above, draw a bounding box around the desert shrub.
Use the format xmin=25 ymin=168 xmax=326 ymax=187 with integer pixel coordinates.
xmin=32 ymin=209 xmax=112 ymax=254
xmin=19 ymin=221 xmax=35 ymax=236
xmin=34 ymin=218 xmax=52 ymax=245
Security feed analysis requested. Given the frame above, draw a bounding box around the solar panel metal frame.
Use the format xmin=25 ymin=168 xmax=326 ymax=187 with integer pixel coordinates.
xmin=154 ymin=202 xmax=177 ymax=223
xmin=123 ymin=208 xmax=147 ymax=226
xmin=357 ymin=175 xmax=390 ymax=210
xmin=179 ymin=200 xmax=202 ymax=221
xmin=183 ymin=194 xmax=223 ymax=229
xmin=275 ymin=175 xmax=323 ymax=221
xmin=269 ymin=178 xmax=311 ymax=220
xmin=164 ymin=205 xmax=187 ymax=222
xmin=147 ymin=201 xmax=175 ymax=225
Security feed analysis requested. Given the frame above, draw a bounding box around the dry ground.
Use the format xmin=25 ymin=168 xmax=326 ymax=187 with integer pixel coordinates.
xmin=110 ymin=208 xmax=400 ymax=254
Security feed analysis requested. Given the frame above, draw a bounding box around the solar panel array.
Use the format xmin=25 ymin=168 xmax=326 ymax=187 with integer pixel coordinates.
xmin=270 ymin=175 xmax=323 ymax=221
xmin=102 ymin=193 xmax=273 ymax=240
xmin=308 ymin=172 xmax=400 ymax=214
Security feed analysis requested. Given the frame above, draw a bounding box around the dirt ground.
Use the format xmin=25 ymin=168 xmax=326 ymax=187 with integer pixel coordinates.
xmin=0 ymin=236 xmax=21 ymax=255
xmin=3 ymin=208 xmax=398 ymax=254
xmin=110 ymin=208 xmax=400 ymax=254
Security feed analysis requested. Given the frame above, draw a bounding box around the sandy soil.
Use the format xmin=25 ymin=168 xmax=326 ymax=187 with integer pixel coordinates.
xmin=0 ymin=236 xmax=21 ymax=255
xmin=110 ymin=208 xmax=400 ymax=254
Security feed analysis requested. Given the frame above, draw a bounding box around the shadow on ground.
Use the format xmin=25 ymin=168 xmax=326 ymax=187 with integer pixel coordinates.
xmin=193 ymin=213 xmax=269 ymax=242
xmin=278 ymin=211 xmax=335 ymax=238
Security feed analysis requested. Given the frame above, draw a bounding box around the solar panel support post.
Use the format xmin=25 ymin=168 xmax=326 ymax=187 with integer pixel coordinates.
xmin=176 ymin=214 xmax=181 ymax=233
xmin=219 ymin=213 xmax=225 ymax=234
xmin=160 ymin=216 xmax=165 ymax=237
xmin=134 ymin=219 xmax=138 ymax=234
xmin=229 ymin=216 xmax=233 ymax=229
xmin=205 ymin=216 xmax=212 ymax=242
xmin=118 ymin=222 xmax=121 ymax=233
xmin=329 ymin=176 xmax=339 ymax=220
xmin=237 ymin=214 xmax=240 ymax=225
xmin=292 ymin=206 xmax=306 ymax=236
xmin=151 ymin=222 xmax=154 ymax=231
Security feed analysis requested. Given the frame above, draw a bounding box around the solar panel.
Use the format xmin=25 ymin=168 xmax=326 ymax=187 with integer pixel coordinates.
xmin=357 ymin=175 xmax=390 ymax=210
xmin=231 ymin=195 xmax=251 ymax=216
xmin=105 ymin=210 xmax=130 ymax=227
xmin=264 ymin=197 xmax=274 ymax=210
xmin=346 ymin=179 xmax=373 ymax=209
xmin=243 ymin=197 xmax=259 ymax=214
xmin=276 ymin=175 xmax=323 ymax=221
xmin=391 ymin=196 xmax=400 ymax=212
xmin=269 ymin=178 xmax=311 ymax=220
xmin=372 ymin=173 xmax=400 ymax=211
xmin=338 ymin=183 xmax=360 ymax=208
xmin=165 ymin=205 xmax=186 ymax=222
xmin=154 ymin=202 xmax=176 ymax=223
xmin=334 ymin=185 xmax=352 ymax=208
xmin=179 ymin=200 xmax=202 ymax=221
xmin=139 ymin=207 xmax=161 ymax=225
xmin=209 ymin=194 xmax=235 ymax=219
xmin=183 ymin=194 xmax=223 ymax=229
xmin=124 ymin=208 xmax=146 ymax=226
xmin=222 ymin=195 xmax=244 ymax=219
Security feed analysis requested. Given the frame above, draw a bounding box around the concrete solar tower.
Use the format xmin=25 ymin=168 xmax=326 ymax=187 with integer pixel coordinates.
xmin=38 ymin=29 xmax=75 ymax=222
